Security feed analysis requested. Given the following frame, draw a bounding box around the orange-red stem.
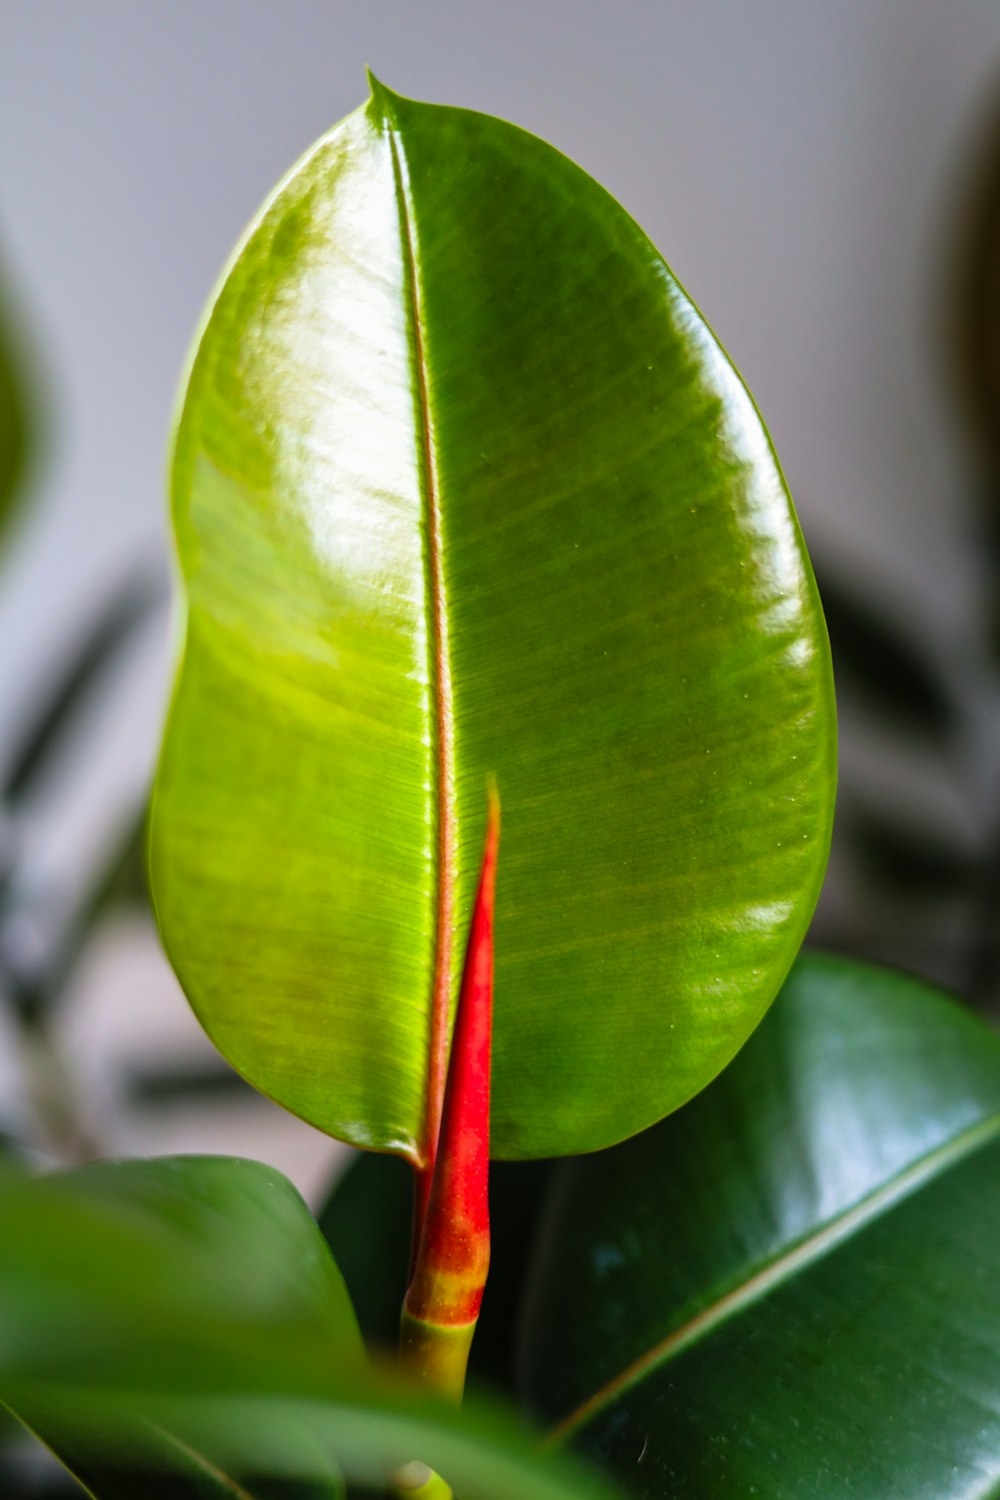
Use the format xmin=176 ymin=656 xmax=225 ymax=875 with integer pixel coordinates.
xmin=401 ymin=787 xmax=499 ymax=1398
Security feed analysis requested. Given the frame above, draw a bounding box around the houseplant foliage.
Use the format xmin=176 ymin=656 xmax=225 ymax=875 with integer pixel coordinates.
xmin=521 ymin=954 xmax=1000 ymax=1498
xmin=3 ymin=75 xmax=998 ymax=1500
xmin=147 ymin=75 xmax=834 ymax=1171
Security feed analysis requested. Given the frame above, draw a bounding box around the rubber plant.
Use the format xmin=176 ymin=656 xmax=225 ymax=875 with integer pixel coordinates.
xmin=0 ymin=78 xmax=997 ymax=1500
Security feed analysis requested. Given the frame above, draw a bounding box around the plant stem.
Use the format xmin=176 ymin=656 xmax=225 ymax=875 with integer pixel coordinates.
xmin=393 ymin=790 xmax=500 ymax=1497
xmin=401 ymin=787 xmax=498 ymax=1398
xmin=392 ymin=1460 xmax=455 ymax=1499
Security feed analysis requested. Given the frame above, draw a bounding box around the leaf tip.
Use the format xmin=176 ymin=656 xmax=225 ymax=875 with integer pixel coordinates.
xmin=366 ymin=69 xmax=399 ymax=122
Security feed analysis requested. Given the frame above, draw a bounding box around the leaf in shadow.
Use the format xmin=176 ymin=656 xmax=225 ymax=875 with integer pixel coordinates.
xmin=815 ymin=567 xmax=956 ymax=738
xmin=849 ymin=803 xmax=980 ymax=899
xmin=125 ymin=1061 xmax=254 ymax=1108
xmin=1 ymin=802 xmax=149 ymax=1026
xmin=945 ymin=81 xmax=1000 ymax=496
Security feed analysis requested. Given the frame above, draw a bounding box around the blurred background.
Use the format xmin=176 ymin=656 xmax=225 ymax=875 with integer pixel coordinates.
xmin=1 ymin=0 xmax=999 ymax=1251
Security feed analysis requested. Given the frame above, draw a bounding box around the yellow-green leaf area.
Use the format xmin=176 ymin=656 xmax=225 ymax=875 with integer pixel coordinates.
xmin=150 ymin=82 xmax=835 ymax=1161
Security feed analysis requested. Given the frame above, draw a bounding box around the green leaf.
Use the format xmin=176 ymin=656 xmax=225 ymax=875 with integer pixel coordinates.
xmin=317 ymin=1152 xmax=412 ymax=1359
xmin=0 ymin=1157 xmax=619 ymax=1500
xmin=0 ymin=1155 xmax=363 ymax=1392
xmin=149 ymin=78 xmax=835 ymax=1163
xmin=17 ymin=1420 xmax=344 ymax=1500
xmin=319 ymin=1150 xmax=552 ymax=1390
xmin=519 ymin=952 xmax=1000 ymax=1498
xmin=0 ymin=1156 xmax=362 ymax=1495
xmin=13 ymin=1386 xmax=620 ymax=1500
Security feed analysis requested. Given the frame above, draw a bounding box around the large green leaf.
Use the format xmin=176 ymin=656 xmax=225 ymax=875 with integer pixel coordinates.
xmin=0 ymin=1156 xmax=361 ymax=1496
xmin=519 ymin=952 xmax=1000 ymax=1498
xmin=149 ymin=78 xmax=835 ymax=1163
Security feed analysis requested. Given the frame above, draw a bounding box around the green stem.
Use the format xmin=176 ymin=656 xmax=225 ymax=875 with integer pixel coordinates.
xmin=391 ymin=1460 xmax=454 ymax=1499
xmin=399 ymin=1309 xmax=476 ymax=1404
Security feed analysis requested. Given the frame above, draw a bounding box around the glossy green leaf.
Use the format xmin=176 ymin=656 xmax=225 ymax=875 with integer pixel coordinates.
xmin=520 ymin=952 xmax=1000 ymax=1498
xmin=149 ymin=78 xmax=835 ymax=1163
xmin=319 ymin=1149 xmax=552 ymax=1390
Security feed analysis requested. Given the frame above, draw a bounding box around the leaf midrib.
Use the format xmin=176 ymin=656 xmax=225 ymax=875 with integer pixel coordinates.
xmin=547 ymin=1105 xmax=1000 ymax=1443
xmin=382 ymin=99 xmax=457 ymax=1174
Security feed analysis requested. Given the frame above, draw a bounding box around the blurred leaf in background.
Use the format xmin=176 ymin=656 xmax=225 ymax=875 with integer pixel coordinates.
xmin=947 ymin=85 xmax=1000 ymax=586
xmin=815 ymin=568 xmax=957 ymax=743
xmin=0 ymin=1154 xmax=619 ymax=1500
xmin=813 ymin=79 xmax=1000 ymax=1013
xmin=0 ymin=242 xmax=34 ymax=546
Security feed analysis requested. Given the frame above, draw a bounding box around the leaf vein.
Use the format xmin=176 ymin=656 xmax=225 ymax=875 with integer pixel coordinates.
xmin=547 ymin=1106 xmax=1000 ymax=1443
xmin=383 ymin=102 xmax=457 ymax=1176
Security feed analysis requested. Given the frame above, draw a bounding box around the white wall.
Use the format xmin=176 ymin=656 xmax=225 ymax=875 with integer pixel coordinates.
xmin=1 ymin=1 xmax=998 ymax=1186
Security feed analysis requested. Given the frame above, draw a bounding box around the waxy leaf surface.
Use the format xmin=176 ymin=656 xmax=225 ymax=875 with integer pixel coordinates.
xmin=150 ymin=81 xmax=835 ymax=1161
xmin=520 ymin=953 xmax=1000 ymax=1498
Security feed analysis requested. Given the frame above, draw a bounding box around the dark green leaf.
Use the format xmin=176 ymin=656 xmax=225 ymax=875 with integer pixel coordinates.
xmin=150 ymin=78 xmax=835 ymax=1163
xmin=318 ymin=1153 xmax=411 ymax=1358
xmin=319 ymin=1151 xmax=552 ymax=1391
xmin=18 ymin=1419 xmax=344 ymax=1500
xmin=11 ymin=1387 xmax=619 ymax=1500
xmin=816 ymin=567 xmax=955 ymax=738
xmin=520 ymin=952 xmax=1000 ymax=1498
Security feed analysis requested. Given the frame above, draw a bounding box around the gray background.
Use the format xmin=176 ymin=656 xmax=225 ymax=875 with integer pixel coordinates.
xmin=1 ymin=1 xmax=998 ymax=1194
